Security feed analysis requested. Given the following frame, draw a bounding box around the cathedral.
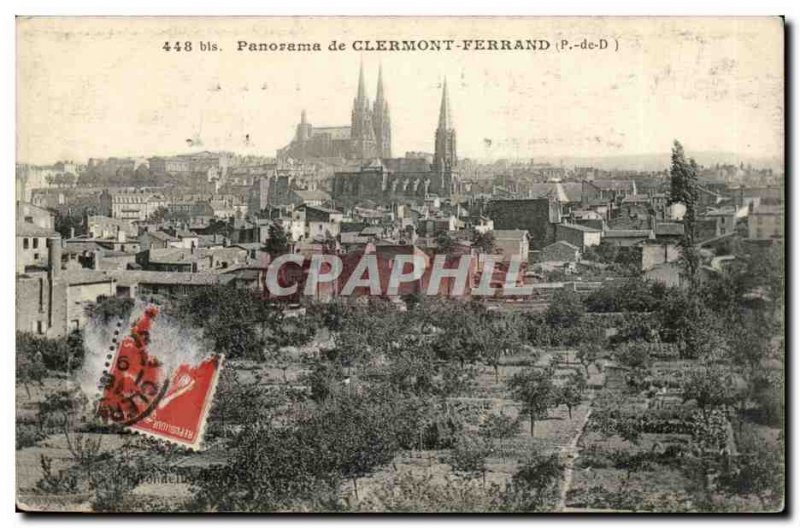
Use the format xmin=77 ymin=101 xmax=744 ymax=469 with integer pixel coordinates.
xmin=279 ymin=63 xmax=460 ymax=202
xmin=278 ymin=64 xmax=392 ymax=161
xmin=331 ymin=77 xmax=460 ymax=202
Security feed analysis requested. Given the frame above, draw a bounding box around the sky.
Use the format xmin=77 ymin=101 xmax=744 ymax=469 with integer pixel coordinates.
xmin=17 ymin=17 xmax=784 ymax=165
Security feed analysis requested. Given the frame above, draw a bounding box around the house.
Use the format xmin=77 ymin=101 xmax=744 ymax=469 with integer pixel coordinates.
xmin=274 ymin=217 xmax=306 ymax=242
xmin=466 ymin=215 xmax=494 ymax=234
xmin=603 ymin=229 xmax=655 ymax=247
xmin=139 ymin=230 xmax=181 ymax=250
xmin=136 ymin=246 xmax=249 ymax=273
xmin=618 ymin=194 xmax=652 ymax=221
xmin=137 ymin=247 xmax=209 ymax=273
xmin=197 ymin=233 xmax=229 ymax=248
xmin=420 ymin=216 xmax=459 ymax=237
xmin=493 ymin=230 xmax=531 ymax=262
xmin=110 ymin=191 xmax=166 ymax=221
xmin=653 ymin=222 xmax=685 ymax=243
xmin=232 ymin=243 xmax=269 ymax=265
xmin=528 ymin=180 xmax=581 ymax=204
xmin=641 ymin=242 xmax=681 ymax=271
xmin=86 ymin=215 xmax=137 ymax=240
xmin=173 ymin=229 xmax=200 ymax=249
xmin=748 ymin=205 xmax=783 ymax=241
xmin=487 ymin=198 xmax=562 ymax=250
xmin=111 ymin=270 xmax=230 ymax=300
xmin=555 ymin=223 xmax=602 ymax=250
xmin=539 ymin=241 xmax=581 ymax=265
xmin=704 ymin=208 xmax=740 ymax=237
xmin=294 ymin=204 xmax=345 ymax=242
xmin=17 ymin=201 xmax=54 ymax=230
xmin=289 ymin=189 xmax=331 ymax=207
xmin=643 ymin=261 xmax=683 ymax=288
xmin=581 ymin=180 xmax=637 ymax=204
xmin=17 ymin=241 xmax=117 ymax=338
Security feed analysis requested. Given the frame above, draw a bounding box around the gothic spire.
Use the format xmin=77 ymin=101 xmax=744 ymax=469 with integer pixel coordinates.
xmin=375 ymin=64 xmax=385 ymax=104
xmin=438 ymin=77 xmax=452 ymax=130
xmin=356 ymin=60 xmax=367 ymax=106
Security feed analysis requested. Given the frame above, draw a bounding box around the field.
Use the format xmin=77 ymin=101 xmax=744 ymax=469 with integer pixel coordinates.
xmin=16 ymin=265 xmax=786 ymax=512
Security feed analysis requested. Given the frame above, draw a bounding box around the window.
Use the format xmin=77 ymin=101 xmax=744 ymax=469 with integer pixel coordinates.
xmin=33 ymin=238 xmax=39 ymax=249
xmin=23 ymin=238 xmax=29 ymax=249
xmin=36 ymin=321 xmax=44 ymax=335
xmin=33 ymin=253 xmax=39 ymax=260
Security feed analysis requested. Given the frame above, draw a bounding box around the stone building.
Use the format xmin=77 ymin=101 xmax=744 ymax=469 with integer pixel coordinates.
xmin=332 ymin=79 xmax=459 ymax=203
xmin=487 ymin=198 xmax=563 ymax=250
xmin=17 ymin=203 xmax=117 ymax=337
xmin=279 ymin=64 xmax=391 ymax=161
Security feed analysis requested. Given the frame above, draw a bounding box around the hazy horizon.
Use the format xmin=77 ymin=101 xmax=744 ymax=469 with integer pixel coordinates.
xmin=17 ymin=17 xmax=784 ymax=167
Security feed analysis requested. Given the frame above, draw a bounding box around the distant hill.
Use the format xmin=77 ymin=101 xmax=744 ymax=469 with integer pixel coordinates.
xmin=526 ymin=152 xmax=784 ymax=172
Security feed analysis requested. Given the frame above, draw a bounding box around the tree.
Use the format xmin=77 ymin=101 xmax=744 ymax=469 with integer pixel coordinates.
xmin=16 ymin=335 xmax=47 ymax=399
xmin=435 ymin=231 xmax=458 ymax=254
xmin=85 ymin=296 xmax=135 ymax=324
xmin=716 ymin=433 xmax=784 ymax=510
xmin=577 ymin=342 xmax=602 ymax=376
xmin=614 ymin=340 xmax=652 ymax=370
xmin=507 ymin=367 xmax=556 ymax=437
xmin=500 ymin=453 xmax=563 ymax=511
xmin=173 ymin=285 xmax=274 ymax=359
xmin=192 ymin=390 xmax=400 ymax=511
xmin=668 ymin=140 xmax=700 ymax=283
xmin=17 ymin=331 xmax=84 ymax=378
xmin=449 ymin=435 xmax=491 ymax=486
xmin=265 ymin=222 xmax=290 ymax=257
xmin=485 ymin=313 xmax=524 ymax=383
xmin=304 ymin=360 xmax=345 ymax=403
xmin=558 ymin=372 xmax=586 ymax=419
xmin=387 ymin=349 xmax=437 ymax=396
xmin=545 ymin=288 xmax=584 ymax=328
xmin=310 ymin=393 xmax=400 ymax=502
xmin=54 ymin=212 xmax=84 ymax=239
xmin=479 ymin=412 xmax=519 ymax=461
xmin=62 ymin=172 xmax=77 ymax=187
xmin=147 ymin=206 xmax=171 ymax=223
xmin=472 ymin=230 xmax=496 ymax=254
xmin=209 ymin=368 xmax=278 ymax=437
xmin=681 ymin=366 xmax=736 ymax=417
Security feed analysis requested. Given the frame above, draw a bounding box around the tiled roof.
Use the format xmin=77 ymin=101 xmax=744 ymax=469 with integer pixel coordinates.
xmin=558 ymin=222 xmax=601 ymax=233
xmin=17 ymin=222 xmax=59 ymax=237
xmin=604 ymin=229 xmax=653 ymax=238
xmin=493 ymin=229 xmax=529 ymax=240
xmin=655 ymin=223 xmax=684 ymax=236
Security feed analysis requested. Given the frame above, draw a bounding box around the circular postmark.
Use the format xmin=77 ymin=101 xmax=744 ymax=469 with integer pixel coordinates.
xmin=97 ymin=306 xmax=170 ymax=427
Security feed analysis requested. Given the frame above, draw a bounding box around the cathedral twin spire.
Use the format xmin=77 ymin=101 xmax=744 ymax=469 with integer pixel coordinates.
xmin=351 ymin=64 xmax=454 ymax=168
xmin=351 ymin=63 xmax=392 ymax=159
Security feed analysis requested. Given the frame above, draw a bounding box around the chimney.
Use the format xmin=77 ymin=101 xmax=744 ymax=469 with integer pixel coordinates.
xmin=47 ymin=236 xmax=62 ymax=278
xmin=69 ymin=227 xmax=75 ymax=239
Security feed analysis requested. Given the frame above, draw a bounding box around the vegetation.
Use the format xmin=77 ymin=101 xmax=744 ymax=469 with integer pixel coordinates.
xmin=15 ymin=207 xmax=784 ymax=511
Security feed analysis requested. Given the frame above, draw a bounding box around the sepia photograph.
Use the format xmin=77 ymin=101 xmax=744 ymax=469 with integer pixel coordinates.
xmin=13 ymin=15 xmax=786 ymax=513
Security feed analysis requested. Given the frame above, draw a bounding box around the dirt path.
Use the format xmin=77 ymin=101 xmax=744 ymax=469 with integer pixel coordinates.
xmin=556 ymin=366 xmax=603 ymax=511
xmin=556 ymin=404 xmax=592 ymax=511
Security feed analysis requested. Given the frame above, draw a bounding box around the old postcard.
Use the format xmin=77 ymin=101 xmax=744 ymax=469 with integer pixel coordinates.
xmin=15 ymin=16 xmax=784 ymax=513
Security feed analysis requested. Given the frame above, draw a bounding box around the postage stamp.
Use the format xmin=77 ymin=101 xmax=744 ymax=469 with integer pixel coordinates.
xmin=97 ymin=306 xmax=223 ymax=450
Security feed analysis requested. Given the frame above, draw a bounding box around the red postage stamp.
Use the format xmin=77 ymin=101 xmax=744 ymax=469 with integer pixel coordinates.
xmin=97 ymin=306 xmax=223 ymax=450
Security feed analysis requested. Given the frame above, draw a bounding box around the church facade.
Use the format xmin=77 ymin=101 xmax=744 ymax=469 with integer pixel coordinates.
xmin=278 ymin=64 xmax=391 ymax=161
